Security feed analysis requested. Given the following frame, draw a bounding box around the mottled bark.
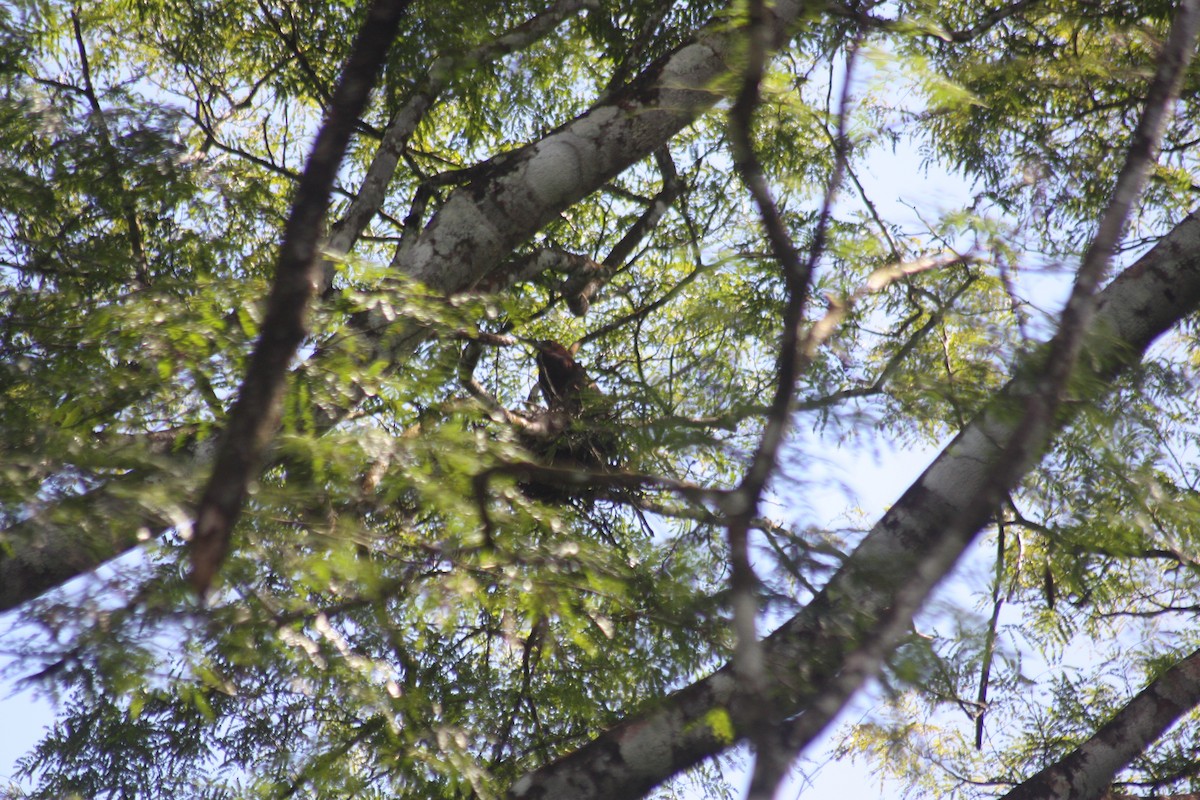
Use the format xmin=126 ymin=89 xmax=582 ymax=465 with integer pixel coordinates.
xmin=363 ymin=0 xmax=805 ymax=365
xmin=1003 ymin=647 xmax=1200 ymax=800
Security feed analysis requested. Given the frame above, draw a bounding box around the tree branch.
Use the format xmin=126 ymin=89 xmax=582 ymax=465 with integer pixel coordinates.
xmin=768 ymin=0 xmax=1200 ymax=760
xmin=70 ymin=7 xmax=150 ymax=288
xmin=724 ymin=7 xmax=860 ymax=793
xmin=558 ymin=147 xmax=684 ymax=315
xmin=188 ymin=0 xmax=412 ymax=596
xmin=322 ymin=0 xmax=595 ymax=275
xmin=1002 ymin=647 xmax=1200 ymax=800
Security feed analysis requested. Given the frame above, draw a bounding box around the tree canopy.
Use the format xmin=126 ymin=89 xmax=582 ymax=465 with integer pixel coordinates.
xmin=4 ymin=0 xmax=1200 ymax=798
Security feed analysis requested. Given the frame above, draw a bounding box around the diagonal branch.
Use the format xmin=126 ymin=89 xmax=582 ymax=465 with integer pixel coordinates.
xmin=1001 ymin=646 xmax=1200 ymax=800
xmin=559 ymin=147 xmax=684 ymax=315
xmin=187 ymin=0 xmax=413 ymax=596
xmin=385 ymin=0 xmax=810 ymax=301
xmin=322 ymin=0 xmax=594 ymax=270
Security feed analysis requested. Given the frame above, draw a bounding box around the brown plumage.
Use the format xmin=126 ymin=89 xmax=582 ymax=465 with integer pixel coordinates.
xmin=523 ymin=340 xmax=618 ymax=476
xmin=535 ymin=340 xmax=591 ymax=413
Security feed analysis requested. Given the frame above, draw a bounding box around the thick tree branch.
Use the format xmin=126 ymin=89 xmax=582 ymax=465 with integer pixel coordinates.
xmin=380 ymin=0 xmax=808 ymax=305
xmin=188 ymin=0 xmax=412 ymax=596
xmin=322 ymin=0 xmax=595 ymax=272
xmin=1002 ymin=647 xmax=1200 ymax=800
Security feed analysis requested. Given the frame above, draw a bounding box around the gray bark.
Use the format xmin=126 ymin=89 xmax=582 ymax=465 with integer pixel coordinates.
xmin=1003 ymin=647 xmax=1200 ymax=800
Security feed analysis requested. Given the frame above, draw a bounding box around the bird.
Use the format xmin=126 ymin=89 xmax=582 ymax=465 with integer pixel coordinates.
xmin=525 ymin=340 xmax=617 ymax=472
xmin=535 ymin=340 xmax=593 ymax=414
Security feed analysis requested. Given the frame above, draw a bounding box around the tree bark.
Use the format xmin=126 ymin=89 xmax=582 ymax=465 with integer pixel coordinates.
xmin=188 ymin=0 xmax=414 ymax=595
xmin=1003 ymin=647 xmax=1200 ymax=800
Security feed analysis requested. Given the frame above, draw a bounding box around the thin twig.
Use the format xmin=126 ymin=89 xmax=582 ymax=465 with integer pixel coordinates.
xmin=725 ymin=1 xmax=863 ymax=795
xmin=70 ymin=8 xmax=150 ymax=287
